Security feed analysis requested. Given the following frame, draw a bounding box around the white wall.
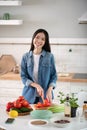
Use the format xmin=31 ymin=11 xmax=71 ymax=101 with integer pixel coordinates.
xmin=0 ymin=0 xmax=87 ymax=38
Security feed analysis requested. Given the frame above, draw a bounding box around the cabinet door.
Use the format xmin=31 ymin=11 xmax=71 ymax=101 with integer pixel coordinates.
xmin=53 ymin=81 xmax=70 ymax=103
xmin=0 ymin=80 xmax=23 ymax=104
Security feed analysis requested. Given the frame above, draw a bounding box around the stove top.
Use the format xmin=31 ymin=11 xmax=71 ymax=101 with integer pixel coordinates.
xmin=73 ymin=73 xmax=87 ymax=79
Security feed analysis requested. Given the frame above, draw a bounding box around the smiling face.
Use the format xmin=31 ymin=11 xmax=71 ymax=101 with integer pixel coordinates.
xmin=33 ymin=32 xmax=45 ymax=50
xmin=30 ymin=29 xmax=51 ymax=53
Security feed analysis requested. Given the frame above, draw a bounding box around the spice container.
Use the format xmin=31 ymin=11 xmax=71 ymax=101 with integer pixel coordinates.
xmin=83 ymin=101 xmax=87 ymax=120
xmin=83 ymin=101 xmax=87 ymax=111
xmin=84 ymin=110 xmax=87 ymax=120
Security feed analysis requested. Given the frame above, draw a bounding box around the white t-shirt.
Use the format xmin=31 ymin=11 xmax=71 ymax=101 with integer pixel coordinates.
xmin=33 ymin=53 xmax=41 ymax=83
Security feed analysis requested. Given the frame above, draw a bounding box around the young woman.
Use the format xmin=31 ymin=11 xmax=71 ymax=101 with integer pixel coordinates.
xmin=20 ymin=29 xmax=57 ymax=104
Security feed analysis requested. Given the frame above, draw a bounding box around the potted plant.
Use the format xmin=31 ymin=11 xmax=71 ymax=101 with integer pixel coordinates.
xmin=58 ymin=92 xmax=79 ymax=117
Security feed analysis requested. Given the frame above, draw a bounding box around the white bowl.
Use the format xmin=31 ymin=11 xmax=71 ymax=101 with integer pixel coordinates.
xmin=50 ymin=116 xmax=71 ymax=128
xmin=28 ymin=119 xmax=48 ymax=127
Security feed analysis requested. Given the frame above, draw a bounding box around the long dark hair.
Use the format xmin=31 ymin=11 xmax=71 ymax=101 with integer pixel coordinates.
xmin=29 ymin=29 xmax=51 ymax=52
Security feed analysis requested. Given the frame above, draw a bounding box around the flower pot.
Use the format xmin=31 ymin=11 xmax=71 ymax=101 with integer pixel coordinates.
xmin=3 ymin=13 xmax=10 ymax=20
xmin=71 ymin=107 xmax=77 ymax=117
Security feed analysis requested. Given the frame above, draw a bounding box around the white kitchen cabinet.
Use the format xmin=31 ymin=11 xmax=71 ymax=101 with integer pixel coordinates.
xmin=0 ymin=79 xmax=87 ymax=105
xmin=53 ymin=81 xmax=71 ymax=103
xmin=53 ymin=81 xmax=87 ymax=103
xmin=0 ymin=80 xmax=71 ymax=105
xmin=0 ymin=80 xmax=23 ymax=105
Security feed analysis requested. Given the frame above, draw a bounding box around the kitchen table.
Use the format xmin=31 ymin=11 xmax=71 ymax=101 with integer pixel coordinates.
xmin=0 ymin=105 xmax=87 ymax=130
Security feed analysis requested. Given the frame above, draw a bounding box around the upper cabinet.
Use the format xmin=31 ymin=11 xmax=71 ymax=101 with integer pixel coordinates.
xmin=0 ymin=1 xmax=22 ymax=6
xmin=0 ymin=1 xmax=23 ymax=25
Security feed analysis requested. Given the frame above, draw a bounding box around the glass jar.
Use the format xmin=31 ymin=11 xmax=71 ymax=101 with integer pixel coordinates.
xmin=83 ymin=101 xmax=87 ymax=120
xmin=84 ymin=110 xmax=87 ymax=120
xmin=83 ymin=101 xmax=87 ymax=111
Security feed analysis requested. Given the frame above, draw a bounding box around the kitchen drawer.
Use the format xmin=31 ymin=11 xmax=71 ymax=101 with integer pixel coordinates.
xmin=0 ymin=96 xmax=17 ymax=105
xmin=0 ymin=88 xmax=22 ymax=97
xmin=0 ymin=80 xmax=23 ymax=105
xmin=0 ymin=80 xmax=23 ymax=89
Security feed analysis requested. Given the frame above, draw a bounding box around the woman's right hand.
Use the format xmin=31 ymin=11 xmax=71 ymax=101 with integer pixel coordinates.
xmin=36 ymin=84 xmax=44 ymax=99
xmin=30 ymin=82 xmax=44 ymax=100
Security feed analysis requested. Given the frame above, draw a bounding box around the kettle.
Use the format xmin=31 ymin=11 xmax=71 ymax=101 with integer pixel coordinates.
xmin=77 ymin=90 xmax=87 ymax=107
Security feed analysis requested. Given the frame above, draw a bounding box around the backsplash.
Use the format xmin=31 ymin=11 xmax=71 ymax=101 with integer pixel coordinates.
xmin=52 ymin=44 xmax=87 ymax=73
xmin=0 ymin=43 xmax=87 ymax=73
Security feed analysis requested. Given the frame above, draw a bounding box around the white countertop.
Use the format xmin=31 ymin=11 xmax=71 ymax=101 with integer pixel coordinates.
xmin=0 ymin=105 xmax=87 ymax=130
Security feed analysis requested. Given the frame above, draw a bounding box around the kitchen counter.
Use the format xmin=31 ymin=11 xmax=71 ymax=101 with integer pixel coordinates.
xmin=0 ymin=72 xmax=87 ymax=82
xmin=0 ymin=105 xmax=87 ymax=130
xmin=0 ymin=72 xmax=21 ymax=80
xmin=58 ymin=73 xmax=87 ymax=83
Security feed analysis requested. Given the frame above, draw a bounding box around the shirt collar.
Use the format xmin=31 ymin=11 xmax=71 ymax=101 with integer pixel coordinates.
xmin=41 ymin=50 xmax=46 ymax=57
xmin=29 ymin=50 xmax=46 ymax=57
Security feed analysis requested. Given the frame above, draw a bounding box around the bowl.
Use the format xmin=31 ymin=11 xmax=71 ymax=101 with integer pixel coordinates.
xmin=50 ymin=116 xmax=71 ymax=128
xmin=30 ymin=110 xmax=53 ymax=119
xmin=29 ymin=119 xmax=48 ymax=126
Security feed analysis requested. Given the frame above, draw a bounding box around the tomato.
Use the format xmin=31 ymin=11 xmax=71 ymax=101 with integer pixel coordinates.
xmin=43 ymin=99 xmax=48 ymax=104
xmin=22 ymin=100 xmax=29 ymax=107
xmin=18 ymin=96 xmax=25 ymax=101
xmin=6 ymin=102 xmax=14 ymax=112
xmin=18 ymin=96 xmax=24 ymax=99
xmin=35 ymin=102 xmax=43 ymax=108
xmin=6 ymin=102 xmax=13 ymax=109
xmin=6 ymin=108 xmax=10 ymax=112
xmin=43 ymin=99 xmax=51 ymax=107
xmin=13 ymin=101 xmax=22 ymax=108
xmin=35 ymin=99 xmax=51 ymax=108
xmin=25 ymin=105 xmax=31 ymax=109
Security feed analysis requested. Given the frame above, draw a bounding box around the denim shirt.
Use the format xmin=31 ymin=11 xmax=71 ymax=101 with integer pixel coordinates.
xmin=20 ymin=50 xmax=57 ymax=104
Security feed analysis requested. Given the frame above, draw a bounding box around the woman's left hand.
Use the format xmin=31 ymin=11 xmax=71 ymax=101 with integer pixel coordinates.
xmin=46 ymin=86 xmax=53 ymax=103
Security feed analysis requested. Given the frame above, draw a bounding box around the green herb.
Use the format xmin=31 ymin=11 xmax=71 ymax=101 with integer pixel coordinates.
xmin=58 ymin=92 xmax=79 ymax=108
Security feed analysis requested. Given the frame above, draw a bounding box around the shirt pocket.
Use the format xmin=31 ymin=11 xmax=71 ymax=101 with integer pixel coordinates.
xmin=26 ymin=59 xmax=33 ymax=74
xmin=27 ymin=58 xmax=32 ymax=67
xmin=42 ymin=60 xmax=51 ymax=68
xmin=41 ymin=61 xmax=51 ymax=78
